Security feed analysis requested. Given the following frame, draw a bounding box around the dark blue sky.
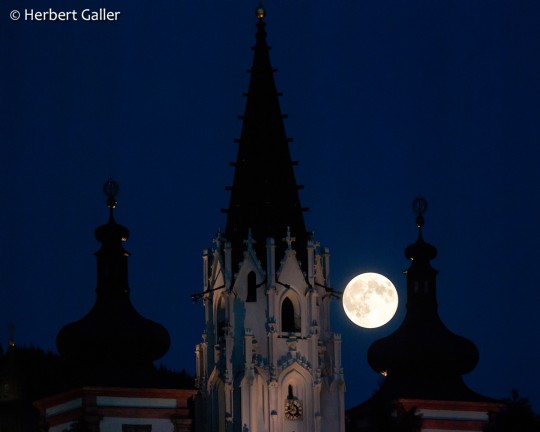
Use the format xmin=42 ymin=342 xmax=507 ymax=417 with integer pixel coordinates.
xmin=2 ymin=0 xmax=540 ymax=411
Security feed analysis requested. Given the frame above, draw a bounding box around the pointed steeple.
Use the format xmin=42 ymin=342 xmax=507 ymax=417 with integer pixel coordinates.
xmin=224 ymin=8 xmax=307 ymax=263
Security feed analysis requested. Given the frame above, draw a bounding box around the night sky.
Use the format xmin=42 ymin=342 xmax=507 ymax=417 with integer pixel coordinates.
xmin=2 ymin=0 xmax=540 ymax=411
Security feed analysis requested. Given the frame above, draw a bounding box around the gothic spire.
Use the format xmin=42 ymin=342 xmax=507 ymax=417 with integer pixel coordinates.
xmin=224 ymin=8 xmax=307 ymax=263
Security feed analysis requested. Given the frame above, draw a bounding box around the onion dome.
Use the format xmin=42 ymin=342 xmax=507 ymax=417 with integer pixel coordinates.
xmin=56 ymin=181 xmax=170 ymax=385
xmin=366 ymin=197 xmax=483 ymax=401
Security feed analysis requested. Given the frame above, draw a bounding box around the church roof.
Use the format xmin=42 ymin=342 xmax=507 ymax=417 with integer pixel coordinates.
xmin=224 ymin=9 xmax=308 ymax=264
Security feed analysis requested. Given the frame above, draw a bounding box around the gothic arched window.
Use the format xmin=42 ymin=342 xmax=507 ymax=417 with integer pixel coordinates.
xmin=281 ymin=297 xmax=300 ymax=333
xmin=216 ymin=296 xmax=226 ymax=338
xmin=246 ymin=271 xmax=257 ymax=302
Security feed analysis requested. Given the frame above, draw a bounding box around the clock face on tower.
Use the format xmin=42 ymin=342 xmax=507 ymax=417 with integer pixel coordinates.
xmin=284 ymin=399 xmax=303 ymax=420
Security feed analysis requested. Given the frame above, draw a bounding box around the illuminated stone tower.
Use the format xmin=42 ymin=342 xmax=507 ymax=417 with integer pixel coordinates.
xmin=194 ymin=9 xmax=345 ymax=432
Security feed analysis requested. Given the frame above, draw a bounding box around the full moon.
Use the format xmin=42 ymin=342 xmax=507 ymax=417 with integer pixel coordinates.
xmin=342 ymin=273 xmax=398 ymax=328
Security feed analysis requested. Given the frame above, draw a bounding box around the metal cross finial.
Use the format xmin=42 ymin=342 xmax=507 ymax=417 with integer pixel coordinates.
xmin=244 ymin=228 xmax=257 ymax=251
xmin=283 ymin=226 xmax=296 ymax=250
xmin=255 ymin=2 xmax=265 ymax=20
xmin=412 ymin=196 xmax=428 ymax=228
xmin=309 ymin=231 xmax=320 ymax=249
xmin=412 ymin=196 xmax=428 ymax=215
xmin=103 ymin=180 xmax=119 ymax=209
xmin=213 ymin=230 xmax=223 ymax=250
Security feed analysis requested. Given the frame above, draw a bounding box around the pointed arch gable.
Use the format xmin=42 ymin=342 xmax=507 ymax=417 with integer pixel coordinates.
xmin=278 ymin=363 xmax=313 ymax=417
xmin=278 ymin=358 xmax=313 ymax=382
xmin=207 ymin=366 xmax=225 ymax=391
xmin=237 ymin=242 xmax=265 ymax=278
xmin=253 ymin=364 xmax=270 ymax=383
xmin=276 ymin=251 xmax=308 ymax=294
xmin=209 ymin=250 xmax=226 ymax=291
xmin=239 ymin=367 xmax=267 ymax=389
xmin=232 ymin=253 xmax=265 ymax=302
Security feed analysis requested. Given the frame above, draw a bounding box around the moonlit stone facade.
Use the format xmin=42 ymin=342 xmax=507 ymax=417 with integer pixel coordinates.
xmin=195 ymin=237 xmax=345 ymax=432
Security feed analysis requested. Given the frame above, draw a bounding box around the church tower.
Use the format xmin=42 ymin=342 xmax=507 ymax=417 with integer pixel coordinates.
xmin=194 ymin=9 xmax=345 ymax=432
xmin=56 ymin=181 xmax=171 ymax=387
xmin=347 ymin=198 xmax=500 ymax=432
xmin=37 ymin=182 xmax=195 ymax=432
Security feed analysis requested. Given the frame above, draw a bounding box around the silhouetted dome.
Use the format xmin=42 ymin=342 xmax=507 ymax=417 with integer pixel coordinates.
xmin=367 ymin=314 xmax=479 ymax=379
xmin=94 ymin=214 xmax=129 ymax=244
xmin=404 ymin=231 xmax=437 ymax=263
xmin=56 ymin=182 xmax=170 ymax=384
xmin=365 ymin=198 xmax=485 ymax=402
xmin=56 ymin=296 xmax=170 ymax=367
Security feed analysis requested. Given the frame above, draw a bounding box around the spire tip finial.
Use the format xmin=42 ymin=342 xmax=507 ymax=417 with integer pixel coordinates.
xmin=103 ymin=180 xmax=119 ymax=209
xmin=256 ymin=5 xmax=266 ymax=20
xmin=244 ymin=228 xmax=257 ymax=251
xmin=283 ymin=226 xmax=296 ymax=250
xmin=412 ymin=196 xmax=428 ymax=228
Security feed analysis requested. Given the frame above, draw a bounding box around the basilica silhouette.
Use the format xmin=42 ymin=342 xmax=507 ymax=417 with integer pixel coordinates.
xmin=0 ymin=8 xmax=504 ymax=432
